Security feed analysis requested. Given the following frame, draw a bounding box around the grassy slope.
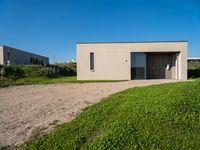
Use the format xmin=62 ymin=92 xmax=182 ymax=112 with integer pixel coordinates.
xmin=0 ymin=76 xmax=122 ymax=87
xmin=21 ymin=80 xmax=200 ymax=150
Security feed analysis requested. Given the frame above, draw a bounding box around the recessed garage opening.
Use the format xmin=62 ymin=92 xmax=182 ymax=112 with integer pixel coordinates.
xmin=131 ymin=52 xmax=179 ymax=80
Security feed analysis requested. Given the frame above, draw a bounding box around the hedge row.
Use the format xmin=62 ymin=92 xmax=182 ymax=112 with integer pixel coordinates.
xmin=0 ymin=63 xmax=76 ymax=79
xmin=188 ymin=61 xmax=200 ymax=70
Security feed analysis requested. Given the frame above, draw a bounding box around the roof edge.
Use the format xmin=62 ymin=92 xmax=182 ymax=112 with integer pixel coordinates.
xmin=188 ymin=57 xmax=200 ymax=59
xmin=77 ymin=41 xmax=188 ymax=44
xmin=1 ymin=45 xmax=49 ymax=59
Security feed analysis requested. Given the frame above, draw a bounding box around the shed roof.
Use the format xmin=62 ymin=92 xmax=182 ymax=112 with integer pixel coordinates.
xmin=77 ymin=41 xmax=188 ymax=44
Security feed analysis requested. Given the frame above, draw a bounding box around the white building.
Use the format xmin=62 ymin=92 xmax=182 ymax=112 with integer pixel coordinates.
xmin=77 ymin=41 xmax=188 ymax=80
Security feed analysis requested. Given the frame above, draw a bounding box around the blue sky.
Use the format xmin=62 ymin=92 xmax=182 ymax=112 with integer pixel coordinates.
xmin=0 ymin=0 xmax=199 ymax=63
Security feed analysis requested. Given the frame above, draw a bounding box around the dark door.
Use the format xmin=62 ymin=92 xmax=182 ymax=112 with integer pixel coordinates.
xmin=131 ymin=53 xmax=146 ymax=79
xmin=147 ymin=53 xmax=172 ymax=79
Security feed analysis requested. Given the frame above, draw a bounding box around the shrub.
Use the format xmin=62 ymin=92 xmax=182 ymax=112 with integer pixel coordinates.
xmin=2 ymin=65 xmax=24 ymax=79
xmin=0 ymin=64 xmax=77 ymax=79
xmin=38 ymin=67 xmax=58 ymax=78
xmin=52 ymin=63 xmax=77 ymax=76
xmin=188 ymin=61 xmax=200 ymax=70
xmin=1 ymin=68 xmax=5 ymax=77
xmin=21 ymin=65 xmax=43 ymax=78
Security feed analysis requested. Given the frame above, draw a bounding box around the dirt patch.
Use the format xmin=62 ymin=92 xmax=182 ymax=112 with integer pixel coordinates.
xmin=0 ymin=80 xmax=181 ymax=146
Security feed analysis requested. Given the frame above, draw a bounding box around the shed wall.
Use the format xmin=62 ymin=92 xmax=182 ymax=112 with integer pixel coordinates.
xmin=77 ymin=42 xmax=187 ymax=80
xmin=0 ymin=46 xmax=3 ymax=64
xmin=2 ymin=46 xmax=49 ymax=65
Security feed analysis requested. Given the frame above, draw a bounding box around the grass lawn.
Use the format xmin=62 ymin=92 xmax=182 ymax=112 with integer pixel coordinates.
xmin=0 ymin=76 xmax=122 ymax=87
xmin=20 ymin=79 xmax=200 ymax=149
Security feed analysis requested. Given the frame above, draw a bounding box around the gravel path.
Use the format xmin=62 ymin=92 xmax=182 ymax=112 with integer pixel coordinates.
xmin=0 ymin=80 xmax=180 ymax=146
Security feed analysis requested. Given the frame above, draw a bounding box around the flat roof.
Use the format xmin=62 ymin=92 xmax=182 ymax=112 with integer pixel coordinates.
xmin=0 ymin=45 xmax=48 ymax=59
xmin=188 ymin=57 xmax=200 ymax=60
xmin=77 ymin=41 xmax=188 ymax=44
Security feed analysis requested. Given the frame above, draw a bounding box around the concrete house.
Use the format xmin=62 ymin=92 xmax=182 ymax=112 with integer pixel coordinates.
xmin=77 ymin=41 xmax=188 ymax=80
xmin=0 ymin=45 xmax=49 ymax=65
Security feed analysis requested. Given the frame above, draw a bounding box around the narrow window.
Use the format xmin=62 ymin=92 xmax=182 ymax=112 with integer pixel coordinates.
xmin=30 ymin=57 xmax=33 ymax=63
xmin=7 ymin=52 xmax=10 ymax=60
xmin=90 ymin=52 xmax=94 ymax=70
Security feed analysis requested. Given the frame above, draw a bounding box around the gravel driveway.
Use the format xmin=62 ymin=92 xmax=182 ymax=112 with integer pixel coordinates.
xmin=0 ymin=80 xmax=180 ymax=146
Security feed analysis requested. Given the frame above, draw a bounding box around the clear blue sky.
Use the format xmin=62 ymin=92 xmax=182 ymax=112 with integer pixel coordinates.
xmin=0 ymin=0 xmax=199 ymax=63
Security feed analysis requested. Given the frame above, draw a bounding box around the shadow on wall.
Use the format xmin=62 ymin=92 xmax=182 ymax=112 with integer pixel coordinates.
xmin=188 ymin=69 xmax=200 ymax=79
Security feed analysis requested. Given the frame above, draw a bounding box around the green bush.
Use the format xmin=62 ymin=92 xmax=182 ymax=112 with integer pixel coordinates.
xmin=51 ymin=63 xmax=77 ymax=77
xmin=0 ymin=77 xmax=15 ymax=87
xmin=188 ymin=61 xmax=200 ymax=70
xmin=0 ymin=64 xmax=77 ymax=79
xmin=22 ymin=65 xmax=43 ymax=78
xmin=39 ymin=67 xmax=58 ymax=78
xmin=1 ymin=65 xmax=24 ymax=79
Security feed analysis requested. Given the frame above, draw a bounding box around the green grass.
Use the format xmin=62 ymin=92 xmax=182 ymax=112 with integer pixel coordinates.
xmin=20 ymin=79 xmax=200 ymax=149
xmin=0 ymin=76 xmax=123 ymax=87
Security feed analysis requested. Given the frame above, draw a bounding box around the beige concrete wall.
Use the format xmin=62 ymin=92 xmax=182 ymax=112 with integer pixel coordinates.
xmin=77 ymin=41 xmax=188 ymax=80
xmin=2 ymin=46 xmax=49 ymax=65
xmin=0 ymin=46 xmax=3 ymax=65
xmin=171 ymin=53 xmax=178 ymax=79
